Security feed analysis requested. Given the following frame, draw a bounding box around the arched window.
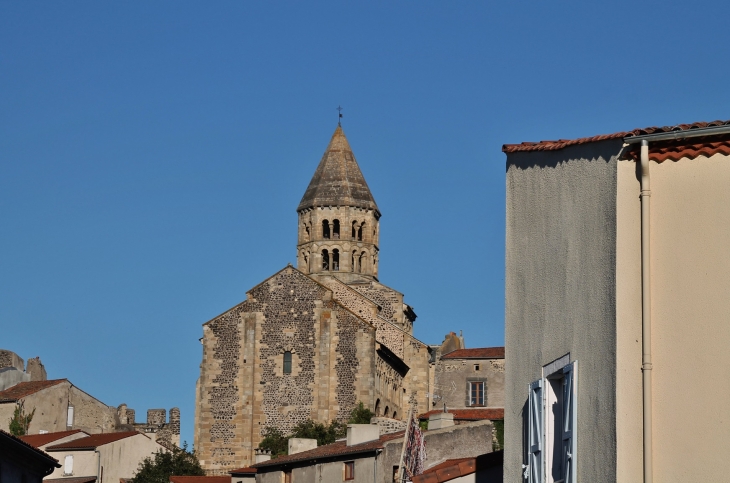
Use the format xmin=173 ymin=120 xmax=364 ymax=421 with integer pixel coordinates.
xmin=357 ymin=222 xmax=364 ymax=241
xmin=304 ymin=223 xmax=310 ymax=241
xmin=375 ymin=399 xmax=381 ymax=416
xmin=352 ymin=250 xmax=359 ymax=272
xmin=322 ymin=249 xmax=330 ymax=271
xmin=352 ymin=221 xmax=357 ymax=239
xmin=322 ymin=220 xmax=330 ymax=239
xmin=283 ymin=351 xmax=292 ymax=374
xmin=359 ymin=251 xmax=366 ymax=272
xmin=392 ymin=411 xmax=397 ymax=420
xmin=333 ymin=219 xmax=340 ymax=239
xmin=332 ymin=249 xmax=340 ymax=271
xmin=384 ymin=406 xmax=390 ymax=417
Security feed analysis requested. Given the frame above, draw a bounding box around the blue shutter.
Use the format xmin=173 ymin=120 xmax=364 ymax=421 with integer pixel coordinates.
xmin=527 ymin=379 xmax=544 ymax=483
xmin=562 ymin=362 xmax=577 ymax=483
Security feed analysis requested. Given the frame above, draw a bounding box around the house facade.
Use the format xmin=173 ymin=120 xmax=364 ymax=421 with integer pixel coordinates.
xmin=502 ymin=120 xmax=730 ymax=482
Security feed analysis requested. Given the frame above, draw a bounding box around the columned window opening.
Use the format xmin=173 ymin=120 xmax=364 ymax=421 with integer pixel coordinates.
xmin=359 ymin=251 xmax=366 ymax=272
xmin=357 ymin=222 xmax=365 ymax=241
xmin=352 ymin=250 xmax=359 ymax=272
xmin=322 ymin=249 xmax=330 ymax=271
xmin=333 ymin=219 xmax=340 ymax=239
xmin=332 ymin=249 xmax=340 ymax=271
xmin=322 ymin=220 xmax=330 ymax=239
xmin=304 ymin=224 xmax=310 ymax=240
xmin=283 ymin=351 xmax=292 ymax=374
xmin=375 ymin=399 xmax=381 ymax=416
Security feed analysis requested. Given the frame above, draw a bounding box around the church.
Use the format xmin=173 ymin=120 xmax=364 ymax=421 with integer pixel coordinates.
xmin=194 ymin=126 xmax=433 ymax=474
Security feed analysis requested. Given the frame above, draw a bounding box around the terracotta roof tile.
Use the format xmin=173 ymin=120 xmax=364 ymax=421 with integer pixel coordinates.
xmin=20 ymin=430 xmax=86 ymax=448
xmin=169 ymin=477 xmax=231 ymax=483
xmin=418 ymin=408 xmax=504 ymax=421
xmin=502 ymin=119 xmax=730 ymax=153
xmin=0 ymin=379 xmax=67 ymax=402
xmin=46 ymin=431 xmax=143 ymax=451
xmin=441 ymin=347 xmax=504 ymax=359
xmin=412 ymin=452 xmax=503 ymax=483
xmin=229 ymin=467 xmax=258 ymax=474
xmin=252 ymin=431 xmax=405 ymax=468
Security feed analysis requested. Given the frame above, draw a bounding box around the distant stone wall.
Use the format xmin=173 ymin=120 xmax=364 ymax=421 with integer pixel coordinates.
xmin=371 ymin=417 xmax=406 ymax=435
xmin=0 ymin=350 xmax=24 ymax=371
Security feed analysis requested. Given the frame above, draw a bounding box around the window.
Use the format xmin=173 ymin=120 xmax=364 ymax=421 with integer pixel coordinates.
xmin=283 ymin=352 xmax=292 ymax=374
xmin=322 ymin=249 xmax=330 ymax=271
xmin=322 ymin=220 xmax=330 ymax=239
xmin=64 ymin=455 xmax=73 ymax=476
xmin=470 ymin=381 xmax=485 ymax=406
xmin=66 ymin=406 xmax=74 ymax=427
xmin=333 ymin=220 xmax=340 ymax=239
xmin=474 ymin=364 xmax=480 ymax=371
xmin=332 ymin=249 xmax=340 ymax=271
xmin=344 ymin=461 xmax=355 ymax=480
xmin=526 ymin=361 xmax=577 ymax=483
xmin=284 ymin=470 xmax=292 ymax=483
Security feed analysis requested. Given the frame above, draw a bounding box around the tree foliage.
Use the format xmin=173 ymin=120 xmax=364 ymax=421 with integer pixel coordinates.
xmin=8 ymin=401 xmax=35 ymax=436
xmin=130 ymin=443 xmax=204 ymax=483
xmin=258 ymin=402 xmax=375 ymax=457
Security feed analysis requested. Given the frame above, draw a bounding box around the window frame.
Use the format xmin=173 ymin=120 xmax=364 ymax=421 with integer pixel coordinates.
xmin=466 ymin=378 xmax=487 ymax=407
xmin=344 ymin=461 xmax=355 ymax=481
xmin=283 ymin=351 xmax=292 ymax=375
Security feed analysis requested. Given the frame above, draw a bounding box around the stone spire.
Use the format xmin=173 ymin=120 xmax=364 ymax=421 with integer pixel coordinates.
xmin=297 ymin=126 xmax=379 ymax=214
xmin=296 ymin=126 xmax=381 ymax=282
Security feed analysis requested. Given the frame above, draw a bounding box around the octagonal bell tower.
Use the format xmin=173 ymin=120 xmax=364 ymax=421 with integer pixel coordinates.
xmin=297 ymin=126 xmax=381 ymax=282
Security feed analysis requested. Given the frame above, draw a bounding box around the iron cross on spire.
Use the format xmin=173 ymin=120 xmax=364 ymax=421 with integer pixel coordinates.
xmin=337 ymin=105 xmax=343 ymax=126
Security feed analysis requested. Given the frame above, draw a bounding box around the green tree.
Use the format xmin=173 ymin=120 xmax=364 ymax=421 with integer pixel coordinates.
xmin=291 ymin=419 xmax=347 ymax=446
xmin=258 ymin=426 xmax=289 ymax=457
xmin=492 ymin=420 xmax=504 ymax=451
xmin=130 ymin=443 xmax=204 ymax=483
xmin=347 ymin=402 xmax=374 ymax=424
xmin=8 ymin=401 xmax=35 ymax=436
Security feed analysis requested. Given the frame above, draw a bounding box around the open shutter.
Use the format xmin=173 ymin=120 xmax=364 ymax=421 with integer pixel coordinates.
xmin=527 ymin=379 xmax=544 ymax=483
xmin=562 ymin=362 xmax=577 ymax=483
xmin=64 ymin=455 xmax=73 ymax=475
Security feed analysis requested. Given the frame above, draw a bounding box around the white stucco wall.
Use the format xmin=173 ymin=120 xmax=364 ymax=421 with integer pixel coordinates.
xmin=505 ymin=140 xmax=623 ymax=482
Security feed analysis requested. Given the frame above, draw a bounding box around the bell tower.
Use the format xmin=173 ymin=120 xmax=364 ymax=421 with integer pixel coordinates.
xmin=296 ymin=126 xmax=381 ymax=282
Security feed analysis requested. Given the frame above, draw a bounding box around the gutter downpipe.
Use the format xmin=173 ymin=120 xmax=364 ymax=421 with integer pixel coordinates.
xmin=639 ymin=140 xmax=653 ymax=483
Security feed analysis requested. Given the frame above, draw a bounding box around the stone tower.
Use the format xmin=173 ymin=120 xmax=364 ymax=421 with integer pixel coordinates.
xmin=296 ymin=126 xmax=381 ymax=282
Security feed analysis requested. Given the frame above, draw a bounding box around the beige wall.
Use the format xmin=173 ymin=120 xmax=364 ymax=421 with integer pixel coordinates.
xmin=505 ymin=140 xmax=623 ymax=482
xmin=643 ymin=153 xmax=730 ymax=481
xmin=432 ymin=356 xmax=504 ymax=410
xmin=47 ymin=433 xmax=164 ymax=482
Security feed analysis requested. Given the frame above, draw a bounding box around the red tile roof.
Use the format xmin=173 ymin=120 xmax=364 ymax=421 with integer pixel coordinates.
xmin=0 ymin=429 xmax=60 ymax=467
xmin=502 ymin=120 xmax=730 ymax=153
xmin=441 ymin=347 xmax=504 ymax=359
xmin=20 ymin=430 xmax=86 ymax=448
xmin=418 ymin=408 xmax=504 ymax=421
xmin=412 ymin=457 xmax=476 ymax=483
xmin=229 ymin=467 xmax=258 ymax=474
xmin=46 ymin=431 xmax=143 ymax=451
xmin=169 ymin=477 xmax=231 ymax=483
xmin=0 ymin=379 xmax=67 ymax=402
xmin=252 ymin=431 xmax=405 ymax=468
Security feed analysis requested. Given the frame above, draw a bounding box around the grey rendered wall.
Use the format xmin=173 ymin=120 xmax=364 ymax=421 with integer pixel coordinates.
xmin=504 ymin=140 xmax=622 ymax=482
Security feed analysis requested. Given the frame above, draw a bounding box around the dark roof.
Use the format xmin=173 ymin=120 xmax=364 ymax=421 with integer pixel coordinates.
xmin=229 ymin=467 xmax=258 ymax=475
xmin=412 ymin=451 xmax=503 ymax=483
xmin=20 ymin=430 xmax=86 ymax=448
xmin=45 ymin=478 xmax=97 ymax=483
xmin=0 ymin=429 xmax=60 ymax=472
xmin=253 ymin=431 xmax=405 ymax=469
xmin=418 ymin=408 xmax=504 ymax=421
xmin=441 ymin=347 xmax=504 ymax=359
xmin=169 ymin=477 xmax=231 ymax=483
xmin=0 ymin=379 xmax=67 ymax=402
xmin=297 ymin=126 xmax=379 ymax=213
xmin=46 ymin=431 xmax=142 ymax=451
xmin=502 ymin=119 xmax=730 ymax=153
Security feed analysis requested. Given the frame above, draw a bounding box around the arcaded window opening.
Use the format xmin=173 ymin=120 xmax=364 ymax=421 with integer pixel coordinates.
xmin=357 ymin=222 xmax=364 ymax=241
xmin=333 ymin=219 xmax=340 ymax=239
xmin=332 ymin=249 xmax=340 ymax=271
xmin=322 ymin=220 xmax=330 ymax=239
xmin=322 ymin=249 xmax=330 ymax=271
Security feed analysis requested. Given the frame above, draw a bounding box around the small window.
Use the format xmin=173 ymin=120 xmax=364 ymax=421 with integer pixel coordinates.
xmin=64 ymin=455 xmax=73 ymax=476
xmin=283 ymin=352 xmax=292 ymax=374
xmin=284 ymin=470 xmax=292 ymax=483
xmin=344 ymin=461 xmax=355 ymax=480
xmin=470 ymin=382 xmax=484 ymax=406
xmin=474 ymin=364 xmax=480 ymax=371
xmin=392 ymin=466 xmax=400 ymax=483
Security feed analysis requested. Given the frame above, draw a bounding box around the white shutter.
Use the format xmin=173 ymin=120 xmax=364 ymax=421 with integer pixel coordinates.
xmin=527 ymin=379 xmax=544 ymax=483
xmin=562 ymin=362 xmax=577 ymax=483
xmin=64 ymin=455 xmax=73 ymax=475
xmin=67 ymin=406 xmax=74 ymax=427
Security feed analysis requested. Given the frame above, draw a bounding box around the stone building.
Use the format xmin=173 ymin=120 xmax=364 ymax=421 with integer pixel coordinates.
xmin=0 ymin=349 xmax=47 ymax=391
xmin=194 ymin=126 xmax=433 ymax=474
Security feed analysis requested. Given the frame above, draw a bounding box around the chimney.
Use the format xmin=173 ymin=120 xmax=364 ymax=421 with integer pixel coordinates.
xmin=428 ymin=411 xmax=454 ymax=430
xmin=288 ymin=438 xmax=317 ymax=455
xmin=254 ymin=448 xmax=272 ymax=463
xmin=346 ymin=424 xmax=380 ymax=446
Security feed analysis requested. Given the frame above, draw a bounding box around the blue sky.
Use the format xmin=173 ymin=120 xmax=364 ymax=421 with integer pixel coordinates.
xmin=2 ymin=1 xmax=729 ymax=447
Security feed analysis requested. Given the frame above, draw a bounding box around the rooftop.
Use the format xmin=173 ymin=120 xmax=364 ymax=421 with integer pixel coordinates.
xmin=20 ymin=429 xmax=87 ymax=448
xmin=297 ymin=125 xmax=379 ymax=213
xmin=252 ymin=431 xmax=405 ymax=468
xmin=418 ymin=408 xmax=504 ymax=421
xmin=0 ymin=429 xmax=60 ymax=468
xmin=46 ymin=431 xmax=143 ymax=451
xmin=441 ymin=347 xmax=504 ymax=359
xmin=502 ymin=119 xmax=730 ymax=154
xmin=169 ymin=477 xmax=232 ymax=483
xmin=0 ymin=379 xmax=67 ymax=402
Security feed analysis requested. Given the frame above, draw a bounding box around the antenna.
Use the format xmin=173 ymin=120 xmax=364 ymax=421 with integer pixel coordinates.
xmin=337 ymin=105 xmax=343 ymax=126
